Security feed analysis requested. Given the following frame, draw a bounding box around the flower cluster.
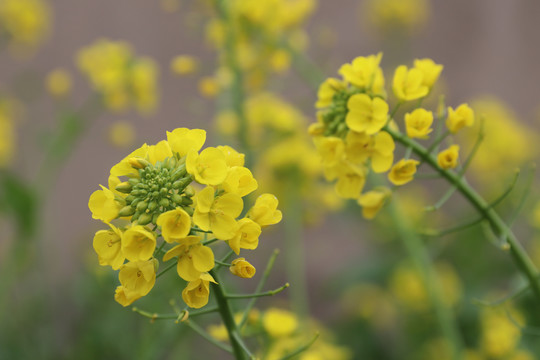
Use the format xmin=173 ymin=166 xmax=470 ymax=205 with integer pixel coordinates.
xmin=309 ymin=53 xmax=476 ymax=219
xmin=206 ymin=0 xmax=315 ymax=90
xmin=216 ymin=92 xmax=342 ymax=219
xmin=0 ymin=0 xmax=50 ymax=52
xmin=363 ymin=0 xmax=430 ymax=34
xmin=89 ymin=128 xmax=281 ymax=308
xmin=77 ymin=39 xmax=159 ymax=113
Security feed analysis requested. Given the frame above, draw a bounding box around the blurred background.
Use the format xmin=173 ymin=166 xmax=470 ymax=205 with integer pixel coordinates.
xmin=2 ymin=0 xmax=540 ymax=359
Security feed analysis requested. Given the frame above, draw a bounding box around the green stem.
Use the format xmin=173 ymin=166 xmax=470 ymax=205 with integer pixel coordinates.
xmin=388 ymin=198 xmax=464 ymax=360
xmin=385 ymin=126 xmax=540 ymax=301
xmin=156 ymin=261 xmax=176 ymax=279
xmin=210 ymin=269 xmax=250 ymax=360
xmin=225 ymin=283 xmax=289 ymax=299
xmin=216 ymin=0 xmax=252 ymax=168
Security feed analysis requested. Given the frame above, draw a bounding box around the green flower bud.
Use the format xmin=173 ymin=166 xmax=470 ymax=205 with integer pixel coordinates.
xmin=118 ymin=206 xmax=136 ymax=217
xmin=148 ymin=201 xmax=158 ymax=211
xmin=125 ymin=195 xmax=135 ymax=204
xmin=136 ymin=201 xmax=148 ymax=212
xmin=159 ymin=198 xmax=170 ymax=208
xmin=160 ymin=187 xmax=168 ymax=196
xmin=138 ymin=212 xmax=153 ymax=225
xmin=182 ymin=206 xmax=194 ymax=216
xmin=180 ymin=197 xmax=193 ymax=205
xmin=171 ymin=193 xmax=183 ymax=204
xmin=184 ymin=185 xmax=195 ymax=197
xmin=115 ymin=182 xmax=132 ymax=194
xmin=152 ymin=213 xmax=159 ymax=224
xmin=129 ymin=157 xmax=151 ymax=169
xmin=128 ymin=178 xmax=140 ymax=186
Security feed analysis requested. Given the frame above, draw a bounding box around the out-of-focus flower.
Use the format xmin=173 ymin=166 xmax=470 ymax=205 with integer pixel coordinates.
xmin=46 ymin=68 xmax=72 ymax=97
xmin=108 ymin=121 xmax=136 ymax=148
xmin=171 ymin=55 xmax=199 ymax=75
xmin=363 ymin=0 xmax=430 ymax=35
xmin=0 ymin=0 xmax=50 ymax=53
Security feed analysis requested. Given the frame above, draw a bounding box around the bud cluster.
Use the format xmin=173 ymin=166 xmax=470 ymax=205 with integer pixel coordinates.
xmin=117 ymin=157 xmax=194 ymax=225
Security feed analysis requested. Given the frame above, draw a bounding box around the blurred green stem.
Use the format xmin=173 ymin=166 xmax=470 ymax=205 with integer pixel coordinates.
xmin=210 ymin=270 xmax=250 ymax=360
xmin=216 ymin=0 xmax=252 ymax=168
xmin=385 ymin=125 xmax=540 ymax=301
xmin=388 ymin=198 xmax=464 ymax=360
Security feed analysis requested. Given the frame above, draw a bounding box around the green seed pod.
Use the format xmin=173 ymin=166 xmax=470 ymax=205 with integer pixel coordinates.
xmin=136 ymin=201 xmax=148 ymax=212
xmin=148 ymin=201 xmax=158 ymax=211
xmin=115 ymin=182 xmax=132 ymax=194
xmin=118 ymin=206 xmax=136 ymax=217
xmin=138 ymin=212 xmax=152 ymax=225
xmin=159 ymin=198 xmax=170 ymax=208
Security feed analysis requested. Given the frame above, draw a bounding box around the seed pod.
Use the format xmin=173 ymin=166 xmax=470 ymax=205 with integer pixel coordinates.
xmin=118 ymin=206 xmax=136 ymax=217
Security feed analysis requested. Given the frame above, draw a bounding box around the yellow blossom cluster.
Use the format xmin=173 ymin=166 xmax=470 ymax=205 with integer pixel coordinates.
xmin=309 ymin=53 xmax=475 ymax=219
xmin=89 ymin=128 xmax=281 ymax=308
xmin=363 ymin=0 xmax=430 ymax=34
xmin=216 ymin=92 xmax=342 ymax=218
xmin=77 ymin=39 xmax=159 ymax=113
xmin=206 ymin=0 xmax=315 ymax=89
xmin=0 ymin=0 xmax=50 ymax=52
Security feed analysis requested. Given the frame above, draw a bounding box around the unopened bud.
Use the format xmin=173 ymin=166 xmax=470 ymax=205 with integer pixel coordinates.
xmin=180 ymin=197 xmax=193 ymax=205
xmin=159 ymin=198 xmax=170 ymax=208
xmin=118 ymin=206 xmax=136 ymax=217
xmin=182 ymin=206 xmax=194 ymax=216
xmin=184 ymin=185 xmax=195 ymax=197
xmin=115 ymin=182 xmax=132 ymax=194
xmin=138 ymin=212 xmax=153 ymax=225
xmin=148 ymin=201 xmax=157 ymax=211
xmin=136 ymin=201 xmax=148 ymax=212
xmin=129 ymin=157 xmax=151 ymax=169
xmin=171 ymin=194 xmax=182 ymax=204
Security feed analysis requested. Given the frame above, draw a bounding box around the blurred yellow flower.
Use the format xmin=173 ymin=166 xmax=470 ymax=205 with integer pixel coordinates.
xmin=108 ymin=121 xmax=136 ymax=148
xmin=46 ymin=68 xmax=72 ymax=97
xmin=437 ymin=145 xmax=460 ymax=170
xmin=357 ymin=187 xmax=391 ymax=219
xmin=198 ymin=76 xmax=220 ymax=98
xmin=171 ymin=55 xmax=198 ymax=75
xmin=263 ymin=308 xmax=298 ymax=337
xmin=446 ymin=103 xmax=474 ymax=133
xmin=393 ymin=65 xmax=429 ymax=102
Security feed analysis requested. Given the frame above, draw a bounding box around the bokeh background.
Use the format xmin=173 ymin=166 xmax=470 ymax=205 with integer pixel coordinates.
xmin=2 ymin=0 xmax=540 ymax=359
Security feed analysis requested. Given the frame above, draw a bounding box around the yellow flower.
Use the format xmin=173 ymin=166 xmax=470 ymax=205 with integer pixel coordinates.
xmin=480 ymin=307 xmax=523 ymax=358
xmin=338 ymin=53 xmax=385 ymax=94
xmin=182 ymin=273 xmax=216 ymax=309
xmin=388 ymin=159 xmax=419 ymax=185
xmin=334 ymin=161 xmax=367 ymax=198
xmin=88 ymin=185 xmax=122 ymax=222
xmin=247 ymin=194 xmax=282 ymax=227
xmin=163 ymin=235 xmax=215 ymax=281
xmin=171 ymin=55 xmax=198 ymax=75
xmin=405 ymin=108 xmax=433 ymax=139
xmin=109 ymin=143 xmax=149 ymax=178
xmin=437 ymin=145 xmax=459 ymax=169
xmin=316 ymin=77 xmax=346 ymax=109
xmin=198 ymin=76 xmax=220 ymax=98
xmin=93 ymin=223 xmax=125 ymax=270
xmin=229 ymin=258 xmax=256 ymax=278
xmin=193 ymin=186 xmax=243 ymax=240
xmin=122 ymin=225 xmax=156 ymax=262
xmin=186 ymin=147 xmax=229 ymax=185
xmin=345 ymin=130 xmax=395 ymax=173
xmin=314 ymin=136 xmax=345 ymax=167
xmin=413 ymin=58 xmax=443 ymax=88
xmin=0 ymin=0 xmax=50 ymax=48
xmin=116 ymin=259 xmax=156 ymax=306
xmin=357 ymin=187 xmax=391 ymax=219
xmin=147 ymin=140 xmax=173 ymax=164
xmin=108 ymin=121 xmax=136 ymax=148
xmin=217 ymin=145 xmax=245 ymax=167
xmin=269 ymin=49 xmax=291 ymax=73
xmin=222 ymin=166 xmax=258 ymax=197
xmin=156 ymin=208 xmax=192 ymax=243
xmin=392 ymin=65 xmax=429 ymax=101
xmin=263 ymin=308 xmax=298 ymax=337
xmin=446 ymin=104 xmax=474 ymax=133
xmin=166 ymin=128 xmax=206 ymax=157
xmin=346 ymin=94 xmax=389 ymax=134
xmin=227 ymin=218 xmax=261 ymax=255
xmin=46 ymin=69 xmax=71 ymax=97
xmin=114 ymin=285 xmax=142 ymax=307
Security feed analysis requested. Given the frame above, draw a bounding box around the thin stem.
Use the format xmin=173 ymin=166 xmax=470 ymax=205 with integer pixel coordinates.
xmin=489 ymin=169 xmax=520 ymax=208
xmin=238 ymin=249 xmax=280 ymax=329
xmin=185 ymin=319 xmax=234 ymax=353
xmin=156 ymin=261 xmax=176 ymax=279
xmin=214 ymin=249 xmax=235 ymax=271
xmin=154 ymin=240 xmax=166 ymax=257
xmin=202 ymin=238 xmax=219 ymax=246
xmin=216 ymin=0 xmax=252 ymax=168
xmin=210 ymin=269 xmax=250 ymax=360
xmin=214 ymin=259 xmax=232 ymax=267
xmin=420 ymin=216 xmax=485 ymax=238
xmin=388 ymin=197 xmax=464 ymax=360
xmin=384 ymin=125 xmax=540 ymax=301
xmin=279 ymin=332 xmax=320 ymax=360
xmin=508 ymin=164 xmax=536 ymax=226
xmin=225 ymin=283 xmax=289 ymax=299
